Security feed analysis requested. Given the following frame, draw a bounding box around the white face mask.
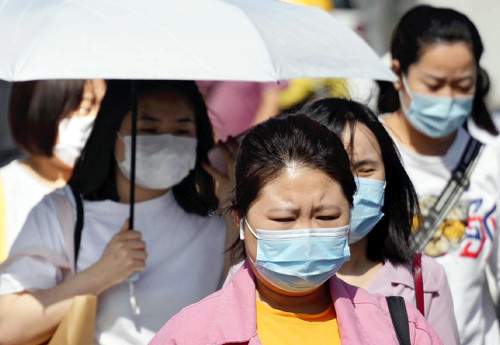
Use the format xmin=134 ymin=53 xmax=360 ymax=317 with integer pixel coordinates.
xmin=53 ymin=115 xmax=97 ymax=167
xmin=116 ymin=133 xmax=198 ymax=190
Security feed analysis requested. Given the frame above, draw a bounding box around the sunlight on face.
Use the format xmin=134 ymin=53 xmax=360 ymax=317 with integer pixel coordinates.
xmin=397 ymin=42 xmax=476 ymax=110
xmin=115 ymin=92 xmax=196 ymax=161
xmin=243 ymin=165 xmax=350 ymax=266
xmin=342 ymin=122 xmax=385 ymax=182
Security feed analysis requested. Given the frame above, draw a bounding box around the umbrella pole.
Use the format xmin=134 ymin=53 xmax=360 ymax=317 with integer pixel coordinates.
xmin=129 ymin=80 xmax=137 ymax=229
xmin=127 ymin=80 xmax=141 ymax=316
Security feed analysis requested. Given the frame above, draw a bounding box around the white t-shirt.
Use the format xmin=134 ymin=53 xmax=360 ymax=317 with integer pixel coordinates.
xmin=388 ymin=126 xmax=500 ymax=345
xmin=0 ymin=186 xmax=226 ymax=344
xmin=0 ymin=159 xmax=53 ymax=253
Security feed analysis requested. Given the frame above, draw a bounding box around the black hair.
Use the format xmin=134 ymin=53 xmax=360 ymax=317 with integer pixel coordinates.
xmin=304 ymin=98 xmax=418 ymax=262
xmin=9 ymin=80 xmax=86 ymax=155
xmin=69 ymin=80 xmax=218 ymax=216
xmin=377 ymin=5 xmax=498 ymax=135
xmin=229 ymin=113 xmax=356 ymax=262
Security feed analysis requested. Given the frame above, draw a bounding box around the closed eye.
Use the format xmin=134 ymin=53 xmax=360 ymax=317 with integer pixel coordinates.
xmin=316 ymin=216 xmax=337 ymax=221
xmin=271 ymin=218 xmax=295 ymax=223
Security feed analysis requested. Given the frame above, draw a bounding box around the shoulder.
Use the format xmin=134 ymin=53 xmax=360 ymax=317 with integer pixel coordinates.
xmin=10 ymin=187 xmax=75 ymax=251
xmin=149 ymin=290 xmax=224 ymax=344
xmin=175 ymin=201 xmax=225 ymax=232
xmin=420 ymin=255 xmax=448 ymax=292
xmin=35 ymin=186 xmax=76 ymax=215
xmin=332 ymin=277 xmax=443 ymax=344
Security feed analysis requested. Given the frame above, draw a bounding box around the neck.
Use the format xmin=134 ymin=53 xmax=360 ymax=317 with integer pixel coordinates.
xmin=336 ymin=237 xmax=383 ymax=289
xmin=385 ymin=109 xmax=457 ymax=156
xmin=22 ymin=155 xmax=72 ymax=188
xmin=115 ymin=166 xmax=168 ymax=203
xmin=255 ymin=278 xmax=332 ymax=315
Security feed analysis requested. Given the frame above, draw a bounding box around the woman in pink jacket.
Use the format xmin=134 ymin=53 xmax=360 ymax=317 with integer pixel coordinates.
xmin=304 ymin=98 xmax=459 ymax=345
xmin=150 ymin=114 xmax=442 ymax=345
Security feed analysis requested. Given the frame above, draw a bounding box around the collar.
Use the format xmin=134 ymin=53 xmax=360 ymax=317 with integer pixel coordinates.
xmin=369 ymin=258 xmax=442 ymax=293
xmin=206 ymin=261 xmax=387 ymax=345
xmin=206 ymin=261 xmax=259 ymax=345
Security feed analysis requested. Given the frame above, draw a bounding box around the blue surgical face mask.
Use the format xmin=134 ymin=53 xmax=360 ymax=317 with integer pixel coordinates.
xmin=349 ymin=177 xmax=385 ymax=244
xmin=240 ymin=218 xmax=350 ymax=293
xmin=399 ymin=75 xmax=473 ymax=138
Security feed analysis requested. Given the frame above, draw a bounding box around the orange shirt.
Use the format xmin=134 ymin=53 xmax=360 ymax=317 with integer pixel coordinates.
xmin=256 ymin=299 xmax=340 ymax=345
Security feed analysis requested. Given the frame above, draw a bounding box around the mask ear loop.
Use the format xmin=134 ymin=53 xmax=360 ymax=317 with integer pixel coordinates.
xmin=398 ymin=74 xmax=413 ymax=115
xmin=240 ymin=218 xmax=259 ymax=240
xmin=239 ymin=219 xmax=245 ymax=240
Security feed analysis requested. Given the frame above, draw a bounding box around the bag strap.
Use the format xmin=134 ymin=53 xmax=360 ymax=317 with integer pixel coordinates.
xmin=387 ymin=296 xmax=411 ymax=345
xmin=0 ymin=175 xmax=7 ymax=263
xmin=413 ymin=136 xmax=484 ymax=252
xmin=412 ymin=253 xmax=424 ymax=316
xmin=70 ymin=185 xmax=84 ymax=269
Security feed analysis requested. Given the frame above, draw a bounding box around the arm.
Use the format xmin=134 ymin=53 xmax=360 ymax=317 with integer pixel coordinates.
xmin=0 ymin=220 xmax=146 ymax=345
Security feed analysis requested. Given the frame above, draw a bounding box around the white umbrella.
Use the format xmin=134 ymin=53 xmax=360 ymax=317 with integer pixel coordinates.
xmin=1 ymin=0 xmax=396 ymax=316
xmin=0 ymin=0 xmax=395 ymax=82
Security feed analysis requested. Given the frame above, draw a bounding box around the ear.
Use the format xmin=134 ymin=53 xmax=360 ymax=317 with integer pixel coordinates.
xmin=392 ymin=59 xmax=403 ymax=91
xmin=233 ymin=209 xmax=241 ymax=226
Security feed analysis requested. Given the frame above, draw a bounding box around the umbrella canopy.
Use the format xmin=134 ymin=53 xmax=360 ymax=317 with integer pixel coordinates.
xmin=0 ymin=0 xmax=395 ymax=82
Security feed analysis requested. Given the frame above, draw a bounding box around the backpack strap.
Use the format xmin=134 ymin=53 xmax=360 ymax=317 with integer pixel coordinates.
xmin=70 ymin=185 xmax=84 ymax=270
xmin=387 ymin=296 xmax=411 ymax=345
xmin=412 ymin=253 xmax=424 ymax=316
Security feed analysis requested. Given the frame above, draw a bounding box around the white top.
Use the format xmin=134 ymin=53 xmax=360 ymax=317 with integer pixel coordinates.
xmin=0 ymin=186 xmax=226 ymax=345
xmin=388 ymin=126 xmax=500 ymax=345
xmin=0 ymin=159 xmax=53 ymax=253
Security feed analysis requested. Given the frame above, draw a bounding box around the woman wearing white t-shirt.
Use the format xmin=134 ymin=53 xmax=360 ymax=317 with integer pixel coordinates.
xmin=0 ymin=80 xmax=226 ymax=344
xmin=378 ymin=5 xmax=500 ymax=345
xmin=0 ymin=79 xmax=107 ymax=261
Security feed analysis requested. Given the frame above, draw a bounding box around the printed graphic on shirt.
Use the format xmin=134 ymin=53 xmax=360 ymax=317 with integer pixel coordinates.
xmin=414 ymin=197 xmax=496 ymax=258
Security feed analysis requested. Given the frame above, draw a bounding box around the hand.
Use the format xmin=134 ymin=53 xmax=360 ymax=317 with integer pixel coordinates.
xmin=203 ymin=136 xmax=239 ymax=209
xmin=92 ymin=219 xmax=147 ymax=291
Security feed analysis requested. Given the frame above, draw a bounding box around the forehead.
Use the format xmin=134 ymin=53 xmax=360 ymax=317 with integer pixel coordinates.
xmin=413 ymin=42 xmax=476 ymax=75
xmin=138 ymin=92 xmax=195 ymax=119
xmin=343 ymin=122 xmax=382 ymax=162
xmin=255 ymin=166 xmax=347 ymax=206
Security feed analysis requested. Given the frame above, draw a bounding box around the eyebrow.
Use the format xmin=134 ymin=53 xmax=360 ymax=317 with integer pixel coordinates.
xmin=267 ymin=207 xmax=300 ymax=215
xmin=138 ymin=115 xmax=160 ymax=122
xmin=313 ymin=205 xmax=341 ymax=213
xmin=176 ymin=118 xmax=194 ymax=123
xmin=422 ymin=73 xmax=474 ymax=82
xmin=352 ymin=159 xmax=378 ymax=167
xmin=267 ymin=205 xmax=340 ymax=214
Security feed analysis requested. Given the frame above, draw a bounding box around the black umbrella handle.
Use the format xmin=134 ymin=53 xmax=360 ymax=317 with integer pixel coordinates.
xmin=129 ymin=80 xmax=137 ymax=229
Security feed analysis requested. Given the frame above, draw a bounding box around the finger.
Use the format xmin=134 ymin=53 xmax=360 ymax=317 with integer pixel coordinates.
xmin=113 ymin=230 xmax=143 ymax=242
xmin=120 ymin=219 xmax=130 ymax=232
xmin=124 ymin=239 xmax=147 ymax=250
xmin=218 ymin=141 xmax=235 ymax=164
xmin=130 ymin=250 xmax=148 ymax=261
xmin=131 ymin=261 xmax=146 ymax=273
xmin=202 ymin=161 xmax=226 ymax=181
